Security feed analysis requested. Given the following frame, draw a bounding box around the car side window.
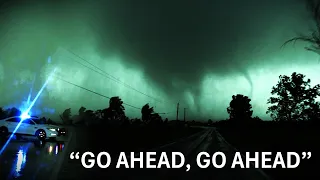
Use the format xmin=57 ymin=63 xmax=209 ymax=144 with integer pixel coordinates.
xmin=6 ymin=118 xmax=20 ymax=123
xmin=22 ymin=119 xmax=35 ymax=125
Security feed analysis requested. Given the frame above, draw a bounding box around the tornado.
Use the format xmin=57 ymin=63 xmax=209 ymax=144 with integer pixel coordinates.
xmin=241 ymin=68 xmax=253 ymax=99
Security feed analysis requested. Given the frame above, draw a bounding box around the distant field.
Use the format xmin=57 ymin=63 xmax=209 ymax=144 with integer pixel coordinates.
xmin=216 ymin=121 xmax=318 ymax=180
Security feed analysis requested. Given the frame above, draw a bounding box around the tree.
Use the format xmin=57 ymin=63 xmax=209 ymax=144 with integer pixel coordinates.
xmin=283 ymin=0 xmax=320 ymax=55
xmin=252 ymin=116 xmax=262 ymax=122
xmin=102 ymin=107 xmax=112 ymax=121
xmin=61 ymin=108 xmax=72 ymax=125
xmin=132 ymin=118 xmax=142 ymax=126
xmin=104 ymin=96 xmax=125 ymax=121
xmin=85 ymin=110 xmax=94 ymax=118
xmin=79 ymin=106 xmax=86 ymax=116
xmin=109 ymin=97 xmax=125 ymax=112
xmin=47 ymin=118 xmax=54 ymax=124
xmin=37 ymin=117 xmax=47 ymax=124
xmin=0 ymin=107 xmax=5 ymax=119
xmin=6 ymin=107 xmax=21 ymax=117
xmin=164 ymin=118 xmax=168 ymax=124
xmin=141 ymin=103 xmax=154 ymax=123
xmin=267 ymin=72 xmax=320 ymax=121
xmin=94 ymin=109 xmax=103 ymax=119
xmin=150 ymin=113 xmax=162 ymax=125
xmin=84 ymin=110 xmax=95 ymax=126
xmin=227 ymin=94 xmax=253 ymax=121
xmin=208 ymin=119 xmax=213 ymax=125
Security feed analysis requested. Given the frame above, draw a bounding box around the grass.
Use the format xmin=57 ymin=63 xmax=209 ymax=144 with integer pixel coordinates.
xmin=215 ymin=121 xmax=318 ymax=180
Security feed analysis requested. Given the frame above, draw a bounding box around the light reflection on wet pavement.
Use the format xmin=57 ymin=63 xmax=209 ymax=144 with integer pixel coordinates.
xmin=0 ymin=136 xmax=66 ymax=180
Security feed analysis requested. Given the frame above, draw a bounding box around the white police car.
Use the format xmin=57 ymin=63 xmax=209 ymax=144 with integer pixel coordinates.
xmin=0 ymin=116 xmax=65 ymax=140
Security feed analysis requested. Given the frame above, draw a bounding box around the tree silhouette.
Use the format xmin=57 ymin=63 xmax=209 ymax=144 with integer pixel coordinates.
xmin=85 ymin=110 xmax=94 ymax=118
xmin=283 ymin=0 xmax=320 ymax=55
xmin=95 ymin=109 xmax=103 ymax=119
xmin=267 ymin=72 xmax=320 ymax=121
xmin=252 ymin=116 xmax=262 ymax=122
xmin=84 ymin=110 xmax=95 ymax=125
xmin=227 ymin=94 xmax=253 ymax=121
xmin=141 ymin=103 xmax=154 ymax=123
xmin=76 ymin=106 xmax=87 ymax=124
xmin=208 ymin=119 xmax=213 ymax=125
xmin=150 ymin=113 xmax=162 ymax=125
xmin=109 ymin=97 xmax=125 ymax=112
xmin=164 ymin=118 xmax=168 ymax=124
xmin=61 ymin=108 xmax=72 ymax=124
xmin=102 ymin=96 xmax=125 ymax=121
xmin=0 ymin=107 xmax=5 ymax=119
xmin=79 ymin=106 xmax=86 ymax=116
xmin=5 ymin=107 xmax=21 ymax=117
xmin=47 ymin=118 xmax=54 ymax=124
xmin=102 ymin=108 xmax=112 ymax=121
xmin=132 ymin=118 xmax=142 ymax=126
xmin=37 ymin=117 xmax=47 ymax=124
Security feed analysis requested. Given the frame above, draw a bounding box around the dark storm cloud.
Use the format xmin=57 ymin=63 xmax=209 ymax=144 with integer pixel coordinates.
xmin=89 ymin=0 xmax=304 ymax=98
xmin=95 ymin=0 xmax=242 ymax=94
xmin=0 ymin=0 xmax=306 ymax=105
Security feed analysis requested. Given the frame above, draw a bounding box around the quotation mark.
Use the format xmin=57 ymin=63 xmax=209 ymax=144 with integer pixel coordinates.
xmin=302 ymin=152 xmax=311 ymax=159
xmin=70 ymin=152 xmax=80 ymax=159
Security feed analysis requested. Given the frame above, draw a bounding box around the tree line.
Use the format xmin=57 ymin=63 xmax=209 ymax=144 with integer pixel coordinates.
xmin=0 ymin=96 xmax=169 ymax=127
xmin=1 ymin=72 xmax=319 ymax=126
xmin=227 ymin=72 xmax=320 ymax=122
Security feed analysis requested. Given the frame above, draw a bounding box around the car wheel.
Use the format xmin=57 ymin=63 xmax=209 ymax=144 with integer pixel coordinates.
xmin=0 ymin=126 xmax=8 ymax=137
xmin=35 ymin=129 xmax=46 ymax=140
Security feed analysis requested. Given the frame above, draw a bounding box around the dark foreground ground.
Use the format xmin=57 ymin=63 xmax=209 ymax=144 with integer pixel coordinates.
xmin=0 ymin=136 xmax=68 ymax=180
xmin=58 ymin=126 xmax=211 ymax=180
xmin=0 ymin=125 xmax=203 ymax=180
xmin=58 ymin=126 xmax=225 ymax=180
xmin=4 ymin=122 xmax=310 ymax=180
xmin=59 ymin=125 xmax=275 ymax=180
xmin=72 ymin=124 xmax=202 ymax=154
xmin=216 ymin=121 xmax=319 ymax=180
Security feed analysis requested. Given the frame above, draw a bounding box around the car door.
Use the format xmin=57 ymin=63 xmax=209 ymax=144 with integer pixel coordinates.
xmin=5 ymin=118 xmax=21 ymax=133
xmin=20 ymin=119 xmax=37 ymax=135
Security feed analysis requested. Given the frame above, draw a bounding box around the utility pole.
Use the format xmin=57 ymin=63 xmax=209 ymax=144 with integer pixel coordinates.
xmin=184 ymin=108 xmax=187 ymax=122
xmin=176 ymin=102 xmax=179 ymax=120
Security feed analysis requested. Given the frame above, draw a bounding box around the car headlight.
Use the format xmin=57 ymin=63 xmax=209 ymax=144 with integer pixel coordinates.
xmin=48 ymin=128 xmax=56 ymax=131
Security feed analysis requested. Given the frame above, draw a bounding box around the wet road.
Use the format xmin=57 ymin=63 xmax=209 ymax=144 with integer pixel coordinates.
xmin=57 ymin=127 xmax=271 ymax=180
xmin=57 ymin=128 xmax=215 ymax=180
xmin=0 ymin=136 xmax=69 ymax=180
xmin=0 ymin=127 xmax=271 ymax=180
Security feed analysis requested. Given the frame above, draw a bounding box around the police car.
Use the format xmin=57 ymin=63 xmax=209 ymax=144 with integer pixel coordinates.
xmin=0 ymin=116 xmax=66 ymax=140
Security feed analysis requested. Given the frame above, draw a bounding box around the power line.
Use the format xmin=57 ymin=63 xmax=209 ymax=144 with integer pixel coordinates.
xmin=51 ymin=73 xmax=141 ymax=110
xmin=63 ymin=48 xmax=166 ymax=104
xmin=50 ymin=74 xmax=177 ymax=116
xmin=52 ymin=74 xmax=179 ymax=116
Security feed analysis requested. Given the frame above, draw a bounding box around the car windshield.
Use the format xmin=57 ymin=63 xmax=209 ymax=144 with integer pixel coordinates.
xmin=22 ymin=119 xmax=35 ymax=125
xmin=32 ymin=118 xmax=46 ymax=124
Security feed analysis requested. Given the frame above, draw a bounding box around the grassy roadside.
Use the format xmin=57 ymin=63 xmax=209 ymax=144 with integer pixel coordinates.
xmin=215 ymin=121 xmax=318 ymax=180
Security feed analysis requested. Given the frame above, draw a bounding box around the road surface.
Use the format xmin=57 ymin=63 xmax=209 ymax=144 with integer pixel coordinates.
xmin=0 ymin=135 xmax=69 ymax=180
xmin=0 ymin=127 xmax=271 ymax=180
xmin=57 ymin=127 xmax=271 ymax=180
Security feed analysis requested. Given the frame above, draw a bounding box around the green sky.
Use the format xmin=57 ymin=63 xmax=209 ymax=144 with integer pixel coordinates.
xmin=0 ymin=0 xmax=319 ymax=121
